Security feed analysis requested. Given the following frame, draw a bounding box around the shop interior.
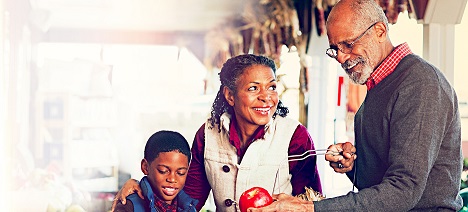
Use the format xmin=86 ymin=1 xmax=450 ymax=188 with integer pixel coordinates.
xmin=2 ymin=0 xmax=468 ymax=211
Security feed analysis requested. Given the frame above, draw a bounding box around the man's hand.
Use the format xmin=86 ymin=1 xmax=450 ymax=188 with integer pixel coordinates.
xmin=325 ymin=142 xmax=357 ymax=173
xmin=248 ymin=193 xmax=314 ymax=212
xmin=111 ymin=179 xmax=144 ymax=211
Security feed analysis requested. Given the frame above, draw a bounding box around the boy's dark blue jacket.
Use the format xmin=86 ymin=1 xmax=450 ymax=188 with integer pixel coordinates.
xmin=127 ymin=176 xmax=198 ymax=212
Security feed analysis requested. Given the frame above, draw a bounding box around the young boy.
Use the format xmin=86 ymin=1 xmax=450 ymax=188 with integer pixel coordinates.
xmin=113 ymin=130 xmax=198 ymax=212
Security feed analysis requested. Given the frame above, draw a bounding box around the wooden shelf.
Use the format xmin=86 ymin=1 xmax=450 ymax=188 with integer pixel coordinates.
xmin=36 ymin=92 xmax=119 ymax=192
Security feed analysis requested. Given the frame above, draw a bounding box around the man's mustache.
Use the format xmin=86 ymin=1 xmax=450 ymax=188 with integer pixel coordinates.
xmin=342 ymin=57 xmax=365 ymax=70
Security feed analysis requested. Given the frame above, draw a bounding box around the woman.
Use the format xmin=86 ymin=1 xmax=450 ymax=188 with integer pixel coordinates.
xmin=113 ymin=54 xmax=321 ymax=212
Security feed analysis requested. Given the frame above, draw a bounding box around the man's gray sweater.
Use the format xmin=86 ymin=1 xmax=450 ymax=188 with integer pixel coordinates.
xmin=315 ymin=54 xmax=463 ymax=211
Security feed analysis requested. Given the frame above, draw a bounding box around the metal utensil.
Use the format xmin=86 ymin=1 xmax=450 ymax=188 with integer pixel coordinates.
xmin=287 ymin=149 xmax=341 ymax=162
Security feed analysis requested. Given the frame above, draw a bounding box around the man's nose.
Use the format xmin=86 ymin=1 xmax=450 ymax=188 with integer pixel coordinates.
xmin=336 ymin=50 xmax=351 ymax=64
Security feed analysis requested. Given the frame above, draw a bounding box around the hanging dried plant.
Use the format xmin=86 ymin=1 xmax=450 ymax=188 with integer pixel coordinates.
xmin=204 ymin=0 xmax=303 ymax=68
xmin=377 ymin=0 xmax=411 ymax=24
xmin=203 ymin=0 xmax=415 ymax=83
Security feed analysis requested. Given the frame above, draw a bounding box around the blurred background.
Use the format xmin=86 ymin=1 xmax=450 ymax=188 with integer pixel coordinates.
xmin=1 ymin=0 xmax=468 ymax=211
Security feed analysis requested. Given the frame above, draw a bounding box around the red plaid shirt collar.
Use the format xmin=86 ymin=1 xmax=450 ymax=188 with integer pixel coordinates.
xmin=366 ymin=43 xmax=412 ymax=90
xmin=153 ymin=194 xmax=178 ymax=212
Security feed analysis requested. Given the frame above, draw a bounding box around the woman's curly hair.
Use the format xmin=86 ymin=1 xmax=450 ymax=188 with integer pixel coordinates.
xmin=208 ymin=54 xmax=289 ymax=130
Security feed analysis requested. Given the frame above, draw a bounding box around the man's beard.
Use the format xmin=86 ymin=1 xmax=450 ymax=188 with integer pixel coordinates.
xmin=342 ymin=57 xmax=373 ymax=85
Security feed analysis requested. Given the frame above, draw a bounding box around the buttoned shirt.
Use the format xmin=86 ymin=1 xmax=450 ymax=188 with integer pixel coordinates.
xmin=153 ymin=195 xmax=177 ymax=212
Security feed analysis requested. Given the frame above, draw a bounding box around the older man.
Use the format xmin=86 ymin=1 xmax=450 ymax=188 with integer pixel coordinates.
xmin=250 ymin=0 xmax=463 ymax=211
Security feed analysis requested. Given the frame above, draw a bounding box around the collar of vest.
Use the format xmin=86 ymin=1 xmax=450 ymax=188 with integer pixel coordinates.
xmin=220 ymin=112 xmax=275 ymax=133
xmin=140 ymin=176 xmax=156 ymax=206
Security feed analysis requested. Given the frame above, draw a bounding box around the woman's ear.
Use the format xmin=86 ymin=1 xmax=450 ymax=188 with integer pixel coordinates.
xmin=141 ymin=159 xmax=149 ymax=175
xmin=223 ymin=86 xmax=235 ymax=106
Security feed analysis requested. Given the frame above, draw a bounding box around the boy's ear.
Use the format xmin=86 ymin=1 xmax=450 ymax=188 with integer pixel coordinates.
xmin=141 ymin=159 xmax=149 ymax=175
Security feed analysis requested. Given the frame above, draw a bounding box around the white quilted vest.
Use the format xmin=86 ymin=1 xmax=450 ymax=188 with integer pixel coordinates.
xmin=204 ymin=113 xmax=299 ymax=212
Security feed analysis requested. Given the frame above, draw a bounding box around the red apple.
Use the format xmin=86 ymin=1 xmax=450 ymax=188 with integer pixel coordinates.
xmin=239 ymin=186 xmax=273 ymax=212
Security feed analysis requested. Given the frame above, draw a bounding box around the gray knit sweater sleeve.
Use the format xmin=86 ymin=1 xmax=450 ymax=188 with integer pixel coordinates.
xmin=314 ymin=54 xmax=463 ymax=211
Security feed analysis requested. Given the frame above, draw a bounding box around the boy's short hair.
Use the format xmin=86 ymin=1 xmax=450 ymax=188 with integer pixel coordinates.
xmin=144 ymin=130 xmax=191 ymax=163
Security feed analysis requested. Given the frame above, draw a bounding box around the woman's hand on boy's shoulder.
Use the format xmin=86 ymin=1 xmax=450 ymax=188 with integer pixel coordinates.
xmin=111 ymin=179 xmax=144 ymax=212
xmin=112 ymin=198 xmax=135 ymax=212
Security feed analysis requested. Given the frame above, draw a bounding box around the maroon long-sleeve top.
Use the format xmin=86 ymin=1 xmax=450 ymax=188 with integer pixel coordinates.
xmin=184 ymin=118 xmax=322 ymax=210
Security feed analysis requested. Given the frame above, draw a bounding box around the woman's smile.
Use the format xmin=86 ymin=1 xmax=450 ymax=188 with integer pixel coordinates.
xmin=253 ymin=106 xmax=273 ymax=115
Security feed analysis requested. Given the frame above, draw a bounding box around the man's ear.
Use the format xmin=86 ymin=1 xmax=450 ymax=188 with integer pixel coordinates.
xmin=223 ymin=86 xmax=235 ymax=106
xmin=141 ymin=159 xmax=149 ymax=175
xmin=374 ymin=22 xmax=388 ymax=42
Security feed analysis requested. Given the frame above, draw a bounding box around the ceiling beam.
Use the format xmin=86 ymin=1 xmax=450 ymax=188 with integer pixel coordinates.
xmin=38 ymin=28 xmax=207 ymax=61
xmin=40 ymin=28 xmax=205 ymax=45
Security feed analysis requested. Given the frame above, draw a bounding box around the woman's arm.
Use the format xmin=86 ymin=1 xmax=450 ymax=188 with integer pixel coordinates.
xmin=288 ymin=124 xmax=322 ymax=195
xmin=183 ymin=124 xmax=212 ymax=211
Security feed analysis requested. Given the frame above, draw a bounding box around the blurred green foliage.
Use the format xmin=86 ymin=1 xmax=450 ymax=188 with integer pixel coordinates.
xmin=462 ymin=158 xmax=468 ymax=190
xmin=460 ymin=158 xmax=468 ymax=211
